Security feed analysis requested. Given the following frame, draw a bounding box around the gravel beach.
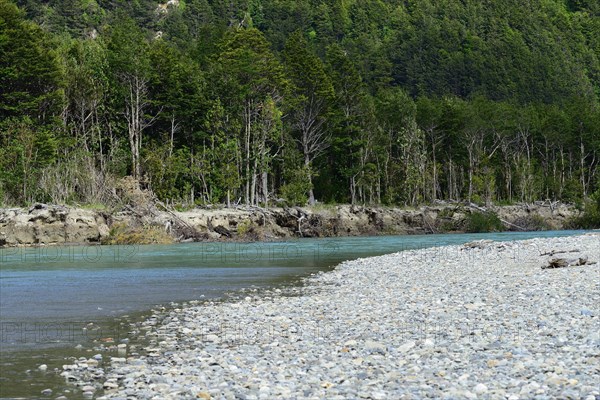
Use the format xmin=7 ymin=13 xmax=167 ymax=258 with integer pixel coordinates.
xmin=67 ymin=234 xmax=600 ymax=399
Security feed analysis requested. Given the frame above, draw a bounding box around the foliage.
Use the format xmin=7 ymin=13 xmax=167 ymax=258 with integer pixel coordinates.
xmin=1 ymin=0 xmax=63 ymax=121
xmin=464 ymin=211 xmax=504 ymax=233
xmin=567 ymin=189 xmax=600 ymax=229
xmin=236 ymin=219 xmax=254 ymax=236
xmin=0 ymin=0 xmax=598 ymax=211
xmin=280 ymin=167 xmax=312 ymax=206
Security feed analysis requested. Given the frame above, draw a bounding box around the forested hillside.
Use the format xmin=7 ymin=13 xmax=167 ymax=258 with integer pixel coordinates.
xmin=1 ymin=0 xmax=599 ymax=208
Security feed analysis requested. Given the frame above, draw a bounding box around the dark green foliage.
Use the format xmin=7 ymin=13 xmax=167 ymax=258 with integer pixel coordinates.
xmin=0 ymin=117 xmax=58 ymax=204
xmin=465 ymin=211 xmax=504 ymax=233
xmin=279 ymin=167 xmax=311 ymax=206
xmin=0 ymin=0 xmax=598 ymax=211
xmin=0 ymin=0 xmax=63 ymax=121
xmin=567 ymin=189 xmax=600 ymax=229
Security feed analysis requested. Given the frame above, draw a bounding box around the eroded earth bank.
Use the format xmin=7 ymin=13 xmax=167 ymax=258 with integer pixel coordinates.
xmin=0 ymin=201 xmax=580 ymax=247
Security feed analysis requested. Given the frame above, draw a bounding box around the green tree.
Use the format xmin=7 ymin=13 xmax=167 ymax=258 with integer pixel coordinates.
xmin=148 ymin=40 xmax=205 ymax=153
xmin=284 ymin=30 xmax=334 ymax=205
xmin=212 ymin=27 xmax=287 ymax=205
xmin=324 ymin=43 xmax=367 ymax=203
xmin=0 ymin=117 xmax=57 ymax=204
xmin=376 ymin=88 xmax=422 ymax=205
xmin=0 ymin=0 xmax=63 ymax=122
xmin=106 ymin=15 xmax=154 ymax=180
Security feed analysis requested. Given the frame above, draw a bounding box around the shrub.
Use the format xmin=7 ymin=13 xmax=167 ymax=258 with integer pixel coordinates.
xmin=236 ymin=219 xmax=254 ymax=236
xmin=435 ymin=208 xmax=459 ymax=232
xmin=437 ymin=207 xmax=455 ymax=218
xmin=567 ymin=189 xmax=600 ymax=229
xmin=465 ymin=211 xmax=504 ymax=233
xmin=279 ymin=167 xmax=312 ymax=206
xmin=438 ymin=220 xmax=459 ymax=232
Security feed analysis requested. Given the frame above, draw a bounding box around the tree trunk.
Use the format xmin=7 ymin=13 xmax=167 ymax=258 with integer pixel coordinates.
xmin=124 ymin=74 xmax=154 ymax=181
xmin=580 ymin=138 xmax=587 ymax=197
xmin=244 ymin=101 xmax=252 ymax=205
xmin=262 ymin=171 xmax=269 ymax=207
xmin=468 ymin=152 xmax=474 ymax=203
xmin=169 ymin=114 xmax=178 ymax=159
xmin=250 ymin=157 xmax=257 ymax=206
xmin=431 ymin=140 xmax=437 ymax=201
xmin=305 ymin=155 xmax=315 ymax=206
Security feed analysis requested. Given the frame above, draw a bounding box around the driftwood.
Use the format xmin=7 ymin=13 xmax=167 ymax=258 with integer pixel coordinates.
xmin=206 ymin=217 xmax=232 ymax=238
xmin=542 ymin=256 xmax=596 ymax=269
xmin=283 ymin=207 xmax=308 ymax=236
xmin=423 ymin=215 xmax=437 ymax=234
xmin=462 ymin=239 xmax=494 ymax=249
xmin=155 ymin=200 xmax=204 ymax=240
xmin=214 ymin=225 xmax=232 ymax=238
xmin=530 ymin=200 xmax=561 ymax=211
xmin=540 ymin=249 xmax=581 ymax=256
xmin=124 ymin=204 xmax=145 ymax=218
xmin=294 ymin=207 xmax=307 ymax=236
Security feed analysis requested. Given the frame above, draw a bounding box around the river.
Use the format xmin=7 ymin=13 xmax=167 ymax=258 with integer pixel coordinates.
xmin=0 ymin=230 xmax=588 ymax=398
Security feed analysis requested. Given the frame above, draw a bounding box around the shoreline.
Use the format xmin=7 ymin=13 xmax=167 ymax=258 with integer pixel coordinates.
xmin=0 ymin=202 xmax=580 ymax=248
xmin=62 ymin=232 xmax=599 ymax=399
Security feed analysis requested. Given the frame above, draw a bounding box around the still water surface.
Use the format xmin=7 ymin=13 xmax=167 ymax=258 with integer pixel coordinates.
xmin=0 ymin=231 xmax=587 ymax=398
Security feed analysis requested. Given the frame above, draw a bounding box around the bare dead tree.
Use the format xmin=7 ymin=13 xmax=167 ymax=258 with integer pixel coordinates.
xmin=294 ymin=93 xmax=330 ymax=206
xmin=122 ymin=73 xmax=161 ymax=180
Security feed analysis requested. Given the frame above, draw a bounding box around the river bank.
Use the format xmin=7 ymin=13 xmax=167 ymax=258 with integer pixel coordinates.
xmin=0 ymin=201 xmax=579 ymax=247
xmin=60 ymin=232 xmax=599 ymax=399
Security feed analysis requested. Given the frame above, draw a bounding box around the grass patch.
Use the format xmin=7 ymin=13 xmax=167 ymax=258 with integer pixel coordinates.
xmin=102 ymin=222 xmax=174 ymax=245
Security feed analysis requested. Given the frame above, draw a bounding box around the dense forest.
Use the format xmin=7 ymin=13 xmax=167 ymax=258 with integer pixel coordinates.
xmin=1 ymin=0 xmax=599 ymax=208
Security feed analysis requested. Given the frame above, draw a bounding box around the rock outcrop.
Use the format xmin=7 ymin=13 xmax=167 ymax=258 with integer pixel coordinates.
xmin=0 ymin=204 xmax=110 ymax=247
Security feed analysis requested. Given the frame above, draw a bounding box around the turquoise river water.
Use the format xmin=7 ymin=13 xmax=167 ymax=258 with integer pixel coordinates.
xmin=0 ymin=230 xmax=589 ymax=399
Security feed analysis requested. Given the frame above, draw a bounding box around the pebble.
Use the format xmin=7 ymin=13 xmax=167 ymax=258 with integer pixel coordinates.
xmin=103 ymin=381 xmax=119 ymax=390
xmin=205 ymin=334 xmax=220 ymax=343
xmin=365 ymin=340 xmax=386 ymax=354
xmin=87 ymin=358 xmax=99 ymax=367
xmin=63 ymin=234 xmax=600 ymax=400
xmin=398 ymin=341 xmax=416 ymax=353
xmin=371 ymin=391 xmax=386 ymax=400
xmin=473 ymin=383 xmax=488 ymax=394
